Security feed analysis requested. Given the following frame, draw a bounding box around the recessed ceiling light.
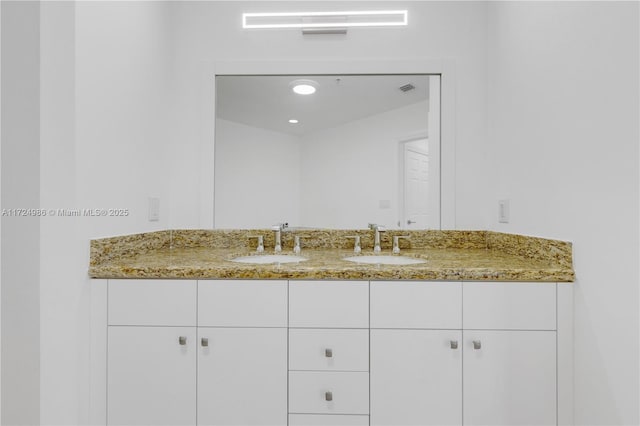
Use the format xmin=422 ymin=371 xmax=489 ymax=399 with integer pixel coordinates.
xmin=290 ymin=79 xmax=318 ymax=95
xmin=288 ymin=119 xmax=299 ymax=124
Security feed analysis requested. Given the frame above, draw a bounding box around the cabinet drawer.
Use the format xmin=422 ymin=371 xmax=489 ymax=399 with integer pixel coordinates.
xmin=289 ymin=414 xmax=369 ymax=426
xmin=371 ymin=281 xmax=461 ymax=329
xmin=289 ymin=329 xmax=369 ymax=372
xmin=108 ymin=280 xmax=196 ymax=326
xmin=198 ymin=280 xmax=287 ymax=327
xmin=289 ymin=281 xmax=368 ymax=328
xmin=289 ymin=371 xmax=369 ymax=415
xmin=463 ymin=282 xmax=556 ymax=330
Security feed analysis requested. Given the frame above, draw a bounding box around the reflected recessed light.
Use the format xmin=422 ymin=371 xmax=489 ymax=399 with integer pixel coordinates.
xmin=288 ymin=119 xmax=299 ymax=124
xmin=290 ymin=79 xmax=318 ymax=95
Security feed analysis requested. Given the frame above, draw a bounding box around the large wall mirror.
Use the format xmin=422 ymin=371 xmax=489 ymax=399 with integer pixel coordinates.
xmin=214 ymin=74 xmax=441 ymax=230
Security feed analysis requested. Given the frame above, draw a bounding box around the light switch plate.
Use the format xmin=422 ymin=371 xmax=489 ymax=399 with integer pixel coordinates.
xmin=498 ymin=199 xmax=509 ymax=223
xmin=148 ymin=197 xmax=160 ymax=222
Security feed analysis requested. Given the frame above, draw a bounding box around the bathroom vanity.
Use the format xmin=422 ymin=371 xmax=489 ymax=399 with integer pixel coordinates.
xmin=89 ymin=229 xmax=574 ymax=426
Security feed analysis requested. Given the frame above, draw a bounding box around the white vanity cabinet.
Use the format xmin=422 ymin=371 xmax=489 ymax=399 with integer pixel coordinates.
xmin=107 ymin=280 xmax=198 ymax=426
xmin=370 ymin=281 xmax=562 ymax=426
xmin=94 ymin=279 xmax=571 ymax=426
xmin=105 ymin=279 xmax=287 ymax=426
xmin=197 ymin=280 xmax=288 ymax=426
xmin=370 ymin=282 xmax=463 ymax=426
xmin=462 ymin=282 xmax=557 ymax=426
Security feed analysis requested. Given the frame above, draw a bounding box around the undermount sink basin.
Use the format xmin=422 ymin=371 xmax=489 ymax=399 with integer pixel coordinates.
xmin=230 ymin=254 xmax=308 ymax=264
xmin=343 ymin=255 xmax=426 ymax=265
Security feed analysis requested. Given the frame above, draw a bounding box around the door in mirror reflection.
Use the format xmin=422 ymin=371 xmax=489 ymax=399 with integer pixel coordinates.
xmin=214 ymin=74 xmax=440 ymax=229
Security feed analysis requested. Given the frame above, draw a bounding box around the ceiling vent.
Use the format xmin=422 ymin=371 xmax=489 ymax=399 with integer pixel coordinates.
xmin=399 ymin=83 xmax=416 ymax=92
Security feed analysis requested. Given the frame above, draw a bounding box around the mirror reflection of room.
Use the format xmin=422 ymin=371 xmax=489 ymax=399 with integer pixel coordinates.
xmin=215 ymin=74 xmax=441 ymax=230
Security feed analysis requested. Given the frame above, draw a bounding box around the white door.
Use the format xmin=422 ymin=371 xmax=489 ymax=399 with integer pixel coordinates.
xmin=197 ymin=327 xmax=287 ymax=426
xmin=403 ymin=144 xmax=430 ymax=229
xmin=370 ymin=329 xmax=462 ymax=425
xmin=107 ymin=326 xmax=197 ymax=426
xmin=463 ymin=330 xmax=556 ymax=425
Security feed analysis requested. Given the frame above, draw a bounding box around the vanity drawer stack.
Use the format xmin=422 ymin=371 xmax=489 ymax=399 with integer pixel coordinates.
xmin=288 ymin=280 xmax=370 ymax=426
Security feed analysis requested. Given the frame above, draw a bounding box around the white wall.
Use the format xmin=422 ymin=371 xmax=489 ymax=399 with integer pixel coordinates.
xmin=39 ymin=3 xmax=84 ymax=424
xmin=1 ymin=2 xmax=41 ymax=424
xmin=486 ymin=2 xmax=639 ymax=424
xmin=37 ymin=2 xmax=177 ymax=424
xmin=75 ymin=1 xmax=174 ymax=238
xmin=300 ymin=101 xmax=428 ymax=228
xmin=215 ymin=119 xmax=301 ymax=228
xmin=170 ymin=0 xmax=489 ymax=230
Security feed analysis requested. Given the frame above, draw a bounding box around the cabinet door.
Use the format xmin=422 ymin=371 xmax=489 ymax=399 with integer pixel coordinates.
xmin=197 ymin=328 xmax=287 ymax=426
xmin=198 ymin=280 xmax=287 ymax=327
xmin=108 ymin=279 xmax=197 ymax=326
xmin=371 ymin=329 xmax=462 ymax=426
xmin=371 ymin=281 xmax=461 ymax=329
xmin=463 ymin=330 xmax=556 ymax=426
xmin=289 ymin=281 xmax=368 ymax=328
xmin=463 ymin=282 xmax=556 ymax=330
xmin=107 ymin=326 xmax=196 ymax=426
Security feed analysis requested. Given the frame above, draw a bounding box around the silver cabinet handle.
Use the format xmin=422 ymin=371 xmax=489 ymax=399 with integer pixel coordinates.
xmin=325 ymin=391 xmax=333 ymax=401
xmin=325 ymin=348 xmax=333 ymax=358
xmin=407 ymin=220 xmax=416 ymax=224
xmin=178 ymin=336 xmax=187 ymax=346
xmin=450 ymin=340 xmax=458 ymax=350
xmin=473 ymin=340 xmax=481 ymax=350
xmin=201 ymin=337 xmax=209 ymax=347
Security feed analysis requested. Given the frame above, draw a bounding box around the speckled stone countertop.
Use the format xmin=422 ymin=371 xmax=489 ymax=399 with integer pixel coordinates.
xmin=89 ymin=229 xmax=574 ymax=282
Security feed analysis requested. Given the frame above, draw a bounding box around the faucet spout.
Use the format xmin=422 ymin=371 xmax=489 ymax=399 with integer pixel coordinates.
xmin=271 ymin=223 xmax=288 ymax=253
xmin=368 ymin=223 xmax=386 ymax=253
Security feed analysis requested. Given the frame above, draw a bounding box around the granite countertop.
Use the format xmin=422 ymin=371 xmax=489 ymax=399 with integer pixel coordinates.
xmin=89 ymin=230 xmax=575 ymax=282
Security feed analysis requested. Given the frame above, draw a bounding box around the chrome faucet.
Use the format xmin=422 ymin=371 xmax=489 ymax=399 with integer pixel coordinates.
xmin=368 ymin=223 xmax=386 ymax=253
xmin=271 ymin=223 xmax=288 ymax=253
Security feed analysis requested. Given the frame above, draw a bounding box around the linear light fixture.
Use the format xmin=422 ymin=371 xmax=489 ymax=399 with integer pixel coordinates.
xmin=242 ymin=10 xmax=408 ymax=30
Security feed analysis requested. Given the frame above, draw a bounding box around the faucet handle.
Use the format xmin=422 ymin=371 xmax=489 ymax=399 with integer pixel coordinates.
xmin=248 ymin=235 xmax=264 ymax=253
xmin=292 ymin=235 xmax=311 ymax=254
xmin=392 ymin=235 xmax=410 ymax=254
xmin=346 ymin=236 xmax=362 ymax=253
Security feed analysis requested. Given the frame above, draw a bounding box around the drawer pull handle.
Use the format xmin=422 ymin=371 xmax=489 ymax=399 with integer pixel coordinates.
xmin=201 ymin=338 xmax=209 ymax=347
xmin=473 ymin=340 xmax=481 ymax=350
xmin=450 ymin=340 xmax=458 ymax=350
xmin=325 ymin=348 xmax=333 ymax=358
xmin=178 ymin=336 xmax=187 ymax=346
xmin=325 ymin=391 xmax=333 ymax=402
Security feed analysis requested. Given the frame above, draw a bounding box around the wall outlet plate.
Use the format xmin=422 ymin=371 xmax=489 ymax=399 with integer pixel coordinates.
xmin=498 ymin=199 xmax=509 ymax=223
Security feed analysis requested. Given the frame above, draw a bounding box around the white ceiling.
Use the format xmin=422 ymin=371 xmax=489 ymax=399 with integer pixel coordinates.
xmin=216 ymin=74 xmax=430 ymax=136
